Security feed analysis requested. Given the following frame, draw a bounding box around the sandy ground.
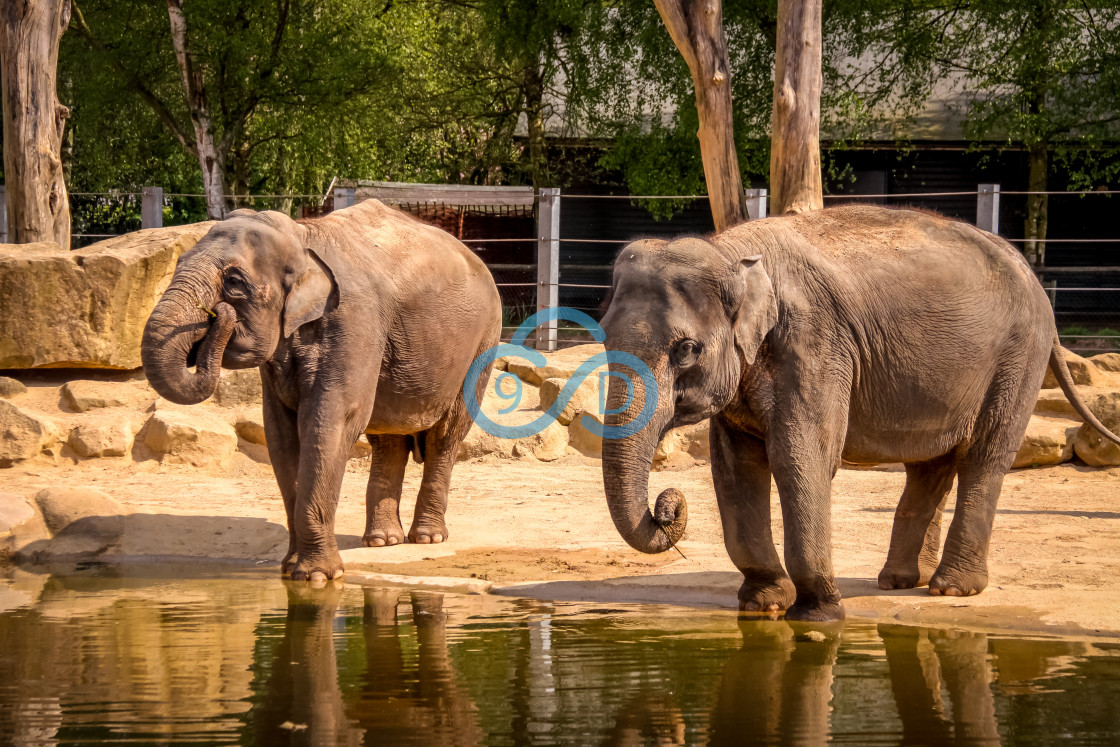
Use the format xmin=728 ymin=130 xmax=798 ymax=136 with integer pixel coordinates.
xmin=4 ymin=443 xmax=1120 ymax=638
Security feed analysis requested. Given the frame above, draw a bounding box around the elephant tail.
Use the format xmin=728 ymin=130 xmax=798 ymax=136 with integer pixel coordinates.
xmin=1049 ymin=336 xmax=1120 ymax=447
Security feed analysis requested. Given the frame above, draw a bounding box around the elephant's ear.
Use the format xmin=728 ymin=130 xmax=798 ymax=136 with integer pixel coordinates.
xmin=225 ymin=208 xmax=257 ymax=220
xmin=283 ymin=248 xmax=338 ymax=338
xmin=731 ymin=255 xmax=778 ymax=365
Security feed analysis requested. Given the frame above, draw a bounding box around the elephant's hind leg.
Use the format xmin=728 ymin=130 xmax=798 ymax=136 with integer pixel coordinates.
xmin=878 ymin=452 xmax=958 ymax=590
xmin=710 ymin=417 xmax=796 ymax=614
xmin=363 ymin=434 xmax=411 ymax=547
xmin=408 ymin=405 xmax=473 ymax=544
xmin=930 ymin=369 xmax=1037 ymax=597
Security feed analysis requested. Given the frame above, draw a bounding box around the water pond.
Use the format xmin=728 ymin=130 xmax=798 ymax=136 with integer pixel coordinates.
xmin=1 ymin=570 xmax=1119 ymax=745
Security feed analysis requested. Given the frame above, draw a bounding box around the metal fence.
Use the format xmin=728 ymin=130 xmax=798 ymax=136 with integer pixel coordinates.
xmin=0 ymin=183 xmax=1116 ymax=353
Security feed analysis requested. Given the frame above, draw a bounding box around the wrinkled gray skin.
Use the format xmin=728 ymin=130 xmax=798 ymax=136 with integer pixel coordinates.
xmin=600 ymin=205 xmax=1120 ymax=622
xmin=141 ymin=201 xmax=501 ymax=583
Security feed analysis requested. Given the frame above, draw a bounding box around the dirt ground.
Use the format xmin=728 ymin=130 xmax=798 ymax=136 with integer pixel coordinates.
xmin=4 ymin=442 xmax=1119 ymax=638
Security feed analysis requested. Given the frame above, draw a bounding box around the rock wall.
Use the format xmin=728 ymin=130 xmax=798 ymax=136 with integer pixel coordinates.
xmin=0 ymin=223 xmax=215 ymax=369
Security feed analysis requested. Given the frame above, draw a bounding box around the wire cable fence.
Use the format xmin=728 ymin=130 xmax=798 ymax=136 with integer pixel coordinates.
xmin=46 ymin=185 xmax=1120 ymax=353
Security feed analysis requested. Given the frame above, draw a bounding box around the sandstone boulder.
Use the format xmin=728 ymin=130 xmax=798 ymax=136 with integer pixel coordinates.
xmin=677 ymin=421 xmax=711 ymax=460
xmin=0 ymin=223 xmax=215 ymax=369
xmin=1011 ymin=414 xmax=1080 ymax=468
xmin=214 ymin=369 xmax=263 ymax=407
xmin=61 ymin=380 xmax=126 ymax=412
xmin=34 ymin=487 xmax=125 ymax=534
xmin=143 ymin=404 xmax=238 ymax=467
xmin=0 ymin=399 xmax=58 ymax=466
xmin=0 ymin=376 xmax=26 ymax=399
xmin=1073 ymin=390 xmax=1120 ymax=467
xmin=1090 ymin=352 xmax=1120 ymax=373
xmin=26 ymin=487 xmax=127 ymax=560
xmin=457 ymin=423 xmax=515 ymax=461
xmin=0 ymin=492 xmax=49 ymax=557
xmin=234 ymin=412 xmax=267 ymax=445
xmin=513 ymin=420 xmax=569 ymax=461
xmin=68 ymin=420 xmax=134 ymax=458
xmin=1042 ymin=348 xmax=1106 ymax=388
xmin=506 ymin=343 xmax=605 ymax=386
xmin=539 ymin=375 xmax=601 ymax=425
xmin=568 ymin=410 xmax=604 ymax=456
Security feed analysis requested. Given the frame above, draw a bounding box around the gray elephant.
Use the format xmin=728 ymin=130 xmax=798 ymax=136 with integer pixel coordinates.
xmin=141 ymin=201 xmax=501 ymax=582
xmin=599 ymin=205 xmax=1120 ymax=621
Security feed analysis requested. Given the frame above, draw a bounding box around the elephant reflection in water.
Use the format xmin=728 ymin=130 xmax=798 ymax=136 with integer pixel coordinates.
xmin=879 ymin=624 xmax=1001 ymax=745
xmin=253 ymin=584 xmax=481 ymax=746
xmin=601 ymin=694 xmax=686 ymax=747
xmin=707 ymin=621 xmax=1048 ymax=745
xmin=708 ymin=620 xmax=841 ymax=745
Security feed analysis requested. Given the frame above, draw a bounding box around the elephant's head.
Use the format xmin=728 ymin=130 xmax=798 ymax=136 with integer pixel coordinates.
xmin=599 ymin=236 xmax=778 ymax=553
xmin=141 ymin=209 xmax=337 ymax=405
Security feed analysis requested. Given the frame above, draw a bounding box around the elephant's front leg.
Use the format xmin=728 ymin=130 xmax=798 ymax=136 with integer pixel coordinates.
xmin=769 ymin=423 xmax=847 ymax=622
xmin=262 ymin=377 xmax=301 ymax=577
xmin=710 ymin=416 xmax=795 ymax=614
xmin=289 ymin=401 xmax=372 ymax=582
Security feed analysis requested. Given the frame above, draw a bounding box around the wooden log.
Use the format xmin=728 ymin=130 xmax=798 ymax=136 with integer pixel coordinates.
xmin=0 ymin=0 xmax=72 ymax=249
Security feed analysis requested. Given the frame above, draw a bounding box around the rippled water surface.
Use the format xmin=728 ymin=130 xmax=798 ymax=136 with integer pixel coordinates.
xmin=2 ymin=571 xmax=1119 ymax=745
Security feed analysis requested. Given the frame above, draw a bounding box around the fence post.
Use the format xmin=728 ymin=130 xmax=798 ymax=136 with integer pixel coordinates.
xmin=141 ymin=187 xmax=163 ymax=229
xmin=0 ymin=185 xmax=6 ymax=243
xmin=744 ymin=188 xmax=768 ymax=221
xmin=977 ymin=184 xmax=1000 ymax=234
xmin=536 ymin=187 xmax=560 ymax=351
xmin=334 ymin=187 xmax=355 ymax=211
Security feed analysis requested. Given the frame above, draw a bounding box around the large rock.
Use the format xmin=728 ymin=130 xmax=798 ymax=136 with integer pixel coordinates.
xmin=34 ymin=487 xmax=125 ymax=534
xmin=506 ymin=343 xmax=605 ymax=386
xmin=1012 ymin=414 xmax=1080 ymax=468
xmin=568 ymin=410 xmax=604 ymax=456
xmin=0 ymin=400 xmax=58 ymax=466
xmin=513 ymin=420 xmax=569 ymax=461
xmin=1090 ymin=352 xmax=1120 ymax=373
xmin=1042 ymin=348 xmax=1106 ymax=388
xmin=68 ymin=420 xmax=134 ymax=458
xmin=457 ymin=423 xmax=514 ymax=461
xmin=143 ymin=403 xmax=238 ymax=467
xmin=234 ymin=411 xmax=267 ymax=445
xmin=1073 ymin=391 xmax=1120 ymax=467
xmin=0 ymin=492 xmax=49 ymax=558
xmin=0 ymin=223 xmax=215 ymax=369
xmin=214 ymin=369 xmax=263 ymax=407
xmin=539 ymin=375 xmax=601 ymax=425
xmin=61 ymin=380 xmax=126 ymax=412
xmin=27 ymin=487 xmax=126 ymax=559
xmin=0 ymin=376 xmax=26 ymax=399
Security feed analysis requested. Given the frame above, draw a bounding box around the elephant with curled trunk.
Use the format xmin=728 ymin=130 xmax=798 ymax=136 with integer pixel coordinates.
xmin=141 ymin=201 xmax=501 ymax=582
xmin=600 ymin=204 xmax=1120 ymax=622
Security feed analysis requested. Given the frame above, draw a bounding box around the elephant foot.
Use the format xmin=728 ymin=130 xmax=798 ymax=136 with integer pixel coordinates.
xmin=877 ymin=561 xmax=936 ymax=590
xmin=785 ymin=599 xmax=846 ymax=622
xmin=363 ymin=526 xmax=405 ymax=547
xmin=928 ymin=565 xmax=987 ymax=597
xmin=288 ymin=553 xmax=345 ymax=586
xmin=738 ymin=575 xmax=796 ymax=616
xmin=408 ymin=523 xmax=448 ymax=544
xmin=281 ymin=550 xmax=299 ymax=578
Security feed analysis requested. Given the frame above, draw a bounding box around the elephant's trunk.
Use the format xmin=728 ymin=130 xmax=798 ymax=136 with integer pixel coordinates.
xmin=141 ymin=288 xmax=236 ymax=405
xmin=600 ymin=367 xmax=687 ymax=554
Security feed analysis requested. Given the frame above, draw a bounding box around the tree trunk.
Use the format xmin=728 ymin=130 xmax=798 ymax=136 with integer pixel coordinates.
xmin=1024 ymin=144 xmax=1049 ymax=270
xmin=166 ymin=0 xmax=226 ymax=219
xmin=653 ymin=0 xmax=745 ymax=232
xmin=523 ymin=65 xmax=547 ymax=190
xmin=770 ymin=0 xmax=823 ymax=216
xmin=0 ymin=0 xmax=72 ymax=248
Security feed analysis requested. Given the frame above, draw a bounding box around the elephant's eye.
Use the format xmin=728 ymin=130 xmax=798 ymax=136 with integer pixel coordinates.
xmin=671 ymin=339 xmax=701 ymax=368
xmin=223 ymin=273 xmax=250 ymax=299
